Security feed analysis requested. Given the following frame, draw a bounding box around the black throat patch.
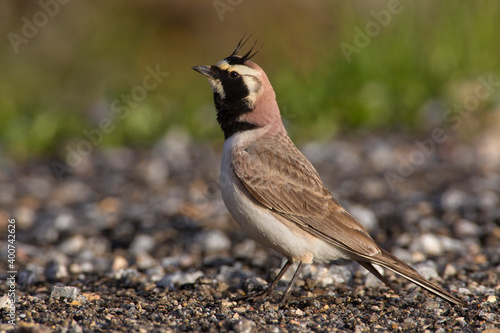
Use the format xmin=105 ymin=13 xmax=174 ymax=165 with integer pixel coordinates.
xmin=210 ymin=65 xmax=258 ymax=139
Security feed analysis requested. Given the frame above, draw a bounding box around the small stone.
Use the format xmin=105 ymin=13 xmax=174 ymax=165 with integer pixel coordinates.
xmin=310 ymin=265 xmax=352 ymax=287
xmin=129 ymin=234 xmax=155 ymax=255
xmin=81 ymin=293 xmax=101 ymax=301
xmin=18 ymin=269 xmax=41 ymax=288
xmin=414 ymin=261 xmax=440 ymax=280
xmin=111 ymin=268 xmax=139 ymax=280
xmin=486 ymin=295 xmax=497 ymax=303
xmin=348 ymin=205 xmax=379 ymax=232
xmin=443 ymin=264 xmax=457 ymax=278
xmin=111 ymin=256 xmax=129 ymax=271
xmin=409 ymin=234 xmax=464 ymax=256
xmin=233 ymin=239 xmax=256 ymax=258
xmin=195 ymin=229 xmax=231 ymax=254
xmin=454 ymin=317 xmax=466 ymax=326
xmin=423 ymin=299 xmax=440 ymax=310
xmin=233 ymin=318 xmax=255 ymax=333
xmin=474 ymin=254 xmax=488 ymax=265
xmin=98 ymin=196 xmax=121 ymax=214
xmin=142 ymin=157 xmax=169 ymax=187
xmin=441 ymin=189 xmax=468 ymax=211
xmin=153 ymin=128 xmax=191 ymax=173
xmin=482 ymin=329 xmax=500 ymax=333
xmin=161 ymin=255 xmax=194 ymax=269
xmin=233 ymin=307 xmax=247 ymax=313
xmin=0 ymin=295 xmax=12 ymax=309
xmin=243 ymin=277 xmax=268 ymax=292
xmin=135 ymin=252 xmax=158 ymax=270
xmin=411 ymin=234 xmax=443 ymax=256
xmin=454 ymin=219 xmax=480 ymax=237
xmin=45 ymin=261 xmax=69 ymax=280
xmin=53 ymin=212 xmax=77 ymax=231
xmin=59 ymin=234 xmax=86 ymax=255
xmin=157 ymin=271 xmax=204 ymax=289
xmin=295 ymin=308 xmax=304 ymax=316
xmin=51 ymin=180 xmax=92 ymax=205
xmin=365 ymin=272 xmax=383 ymax=288
xmin=51 ymin=286 xmax=79 ymax=300
xmin=458 ymin=287 xmax=473 ymax=295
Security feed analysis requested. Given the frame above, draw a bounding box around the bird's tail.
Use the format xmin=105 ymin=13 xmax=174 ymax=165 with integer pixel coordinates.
xmin=358 ymin=249 xmax=464 ymax=306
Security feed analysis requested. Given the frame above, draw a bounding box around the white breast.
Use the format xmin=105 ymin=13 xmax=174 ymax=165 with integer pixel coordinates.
xmin=220 ymin=129 xmax=347 ymax=264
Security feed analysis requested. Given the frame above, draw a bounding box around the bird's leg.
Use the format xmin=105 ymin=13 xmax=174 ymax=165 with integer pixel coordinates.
xmin=249 ymin=259 xmax=293 ymax=300
xmin=279 ymin=262 xmax=306 ymax=304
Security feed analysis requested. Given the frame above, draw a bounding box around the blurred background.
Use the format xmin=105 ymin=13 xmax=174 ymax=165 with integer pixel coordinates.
xmin=1 ymin=4 xmax=500 ymax=327
xmin=1 ymin=0 xmax=500 ymax=161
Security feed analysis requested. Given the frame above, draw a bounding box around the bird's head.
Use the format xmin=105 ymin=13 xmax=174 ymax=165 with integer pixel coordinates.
xmin=193 ymin=36 xmax=282 ymax=139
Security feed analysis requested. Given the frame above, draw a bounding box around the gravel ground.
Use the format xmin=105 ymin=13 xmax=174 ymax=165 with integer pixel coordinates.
xmin=1 ymin=129 xmax=499 ymax=332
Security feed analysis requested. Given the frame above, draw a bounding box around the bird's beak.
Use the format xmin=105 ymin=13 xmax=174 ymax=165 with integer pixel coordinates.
xmin=192 ymin=65 xmax=214 ymax=79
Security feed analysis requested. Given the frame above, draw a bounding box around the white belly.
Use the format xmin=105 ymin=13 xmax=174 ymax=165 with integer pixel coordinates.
xmin=220 ymin=133 xmax=347 ymax=264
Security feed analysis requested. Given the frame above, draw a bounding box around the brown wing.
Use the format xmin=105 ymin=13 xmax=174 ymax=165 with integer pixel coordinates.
xmin=232 ymin=134 xmax=381 ymax=257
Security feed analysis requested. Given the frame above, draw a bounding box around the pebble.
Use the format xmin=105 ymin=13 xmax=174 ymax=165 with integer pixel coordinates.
xmin=134 ymin=252 xmax=158 ymax=270
xmin=51 ymin=286 xmax=80 ymax=300
xmin=18 ymin=269 xmax=41 ymax=288
xmin=364 ymin=271 xmax=384 ymax=288
xmin=145 ymin=266 xmax=165 ymax=282
xmin=410 ymin=234 xmax=462 ymax=256
xmin=310 ymin=265 xmax=353 ymax=287
xmin=153 ymin=128 xmax=192 ymax=173
xmin=233 ymin=318 xmax=255 ymax=333
xmin=233 ymin=307 xmax=247 ymax=313
xmin=454 ymin=219 xmax=480 ymax=237
xmin=14 ymin=205 xmax=36 ymax=229
xmin=441 ymin=189 xmax=468 ymax=211
xmin=161 ymin=255 xmax=194 ymax=269
xmin=50 ymin=180 xmax=92 ymax=205
xmin=157 ymin=271 xmax=204 ymax=290
xmin=486 ymin=295 xmax=497 ymax=303
xmin=111 ymin=255 xmax=129 ymax=271
xmin=195 ymin=229 xmax=232 ymax=254
xmin=443 ymin=263 xmax=458 ymax=278
xmin=0 ymin=295 xmax=12 ymax=309
xmin=216 ymin=263 xmax=255 ymax=284
xmin=53 ymin=212 xmax=77 ymax=231
xmin=413 ymin=261 xmax=440 ymax=280
xmin=111 ymin=268 xmax=139 ymax=280
xmin=59 ymin=234 xmax=86 ymax=255
xmin=45 ymin=261 xmax=69 ymax=280
xmin=243 ymin=277 xmax=268 ymax=292
xmin=129 ymin=234 xmax=156 ymax=255
xmin=141 ymin=157 xmax=169 ymax=188
xmin=348 ymin=205 xmax=379 ymax=232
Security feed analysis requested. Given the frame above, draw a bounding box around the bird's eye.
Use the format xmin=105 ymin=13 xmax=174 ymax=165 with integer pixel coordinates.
xmin=229 ymin=71 xmax=241 ymax=79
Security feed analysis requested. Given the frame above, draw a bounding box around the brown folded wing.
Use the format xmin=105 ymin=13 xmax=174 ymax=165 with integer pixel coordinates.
xmin=231 ymin=134 xmax=381 ymax=258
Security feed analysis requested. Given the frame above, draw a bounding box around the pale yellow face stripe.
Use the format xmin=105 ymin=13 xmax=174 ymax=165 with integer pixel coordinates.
xmin=208 ymin=59 xmax=262 ymax=107
xmin=216 ymin=60 xmax=260 ymax=77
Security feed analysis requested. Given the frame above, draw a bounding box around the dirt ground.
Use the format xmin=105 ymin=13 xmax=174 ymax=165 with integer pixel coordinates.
xmin=1 ymin=132 xmax=499 ymax=332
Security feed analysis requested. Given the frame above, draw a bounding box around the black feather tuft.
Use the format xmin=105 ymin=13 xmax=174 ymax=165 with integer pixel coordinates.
xmin=226 ymin=34 xmax=262 ymax=65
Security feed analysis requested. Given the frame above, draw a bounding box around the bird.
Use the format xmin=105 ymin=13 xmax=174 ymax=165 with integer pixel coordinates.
xmin=192 ymin=36 xmax=464 ymax=306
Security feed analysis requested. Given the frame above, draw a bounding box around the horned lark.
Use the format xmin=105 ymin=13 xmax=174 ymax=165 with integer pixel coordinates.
xmin=193 ymin=37 xmax=464 ymax=306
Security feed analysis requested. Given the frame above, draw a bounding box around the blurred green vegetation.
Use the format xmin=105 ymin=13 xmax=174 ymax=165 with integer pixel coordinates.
xmin=1 ymin=1 xmax=499 ymax=160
